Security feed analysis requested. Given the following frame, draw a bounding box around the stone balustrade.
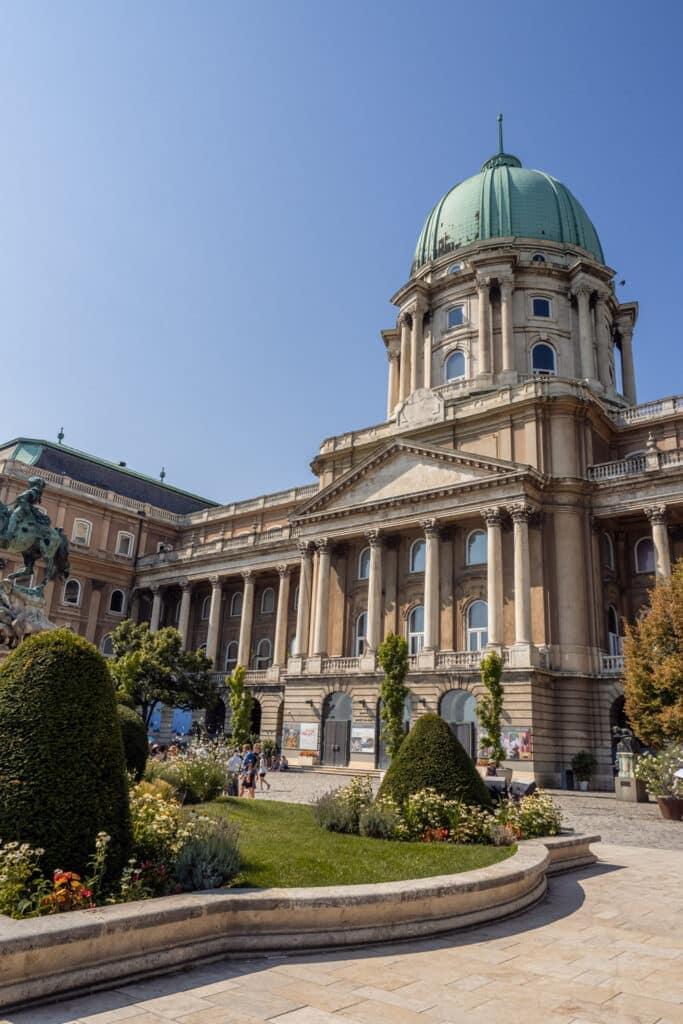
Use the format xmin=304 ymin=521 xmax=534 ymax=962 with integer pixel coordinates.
xmin=601 ymin=654 xmax=624 ymax=674
xmin=589 ymin=455 xmax=647 ymax=480
xmin=610 ymin=394 xmax=683 ymax=426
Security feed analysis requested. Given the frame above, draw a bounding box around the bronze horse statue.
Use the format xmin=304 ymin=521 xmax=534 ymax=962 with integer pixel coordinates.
xmin=0 ymin=477 xmax=70 ymax=591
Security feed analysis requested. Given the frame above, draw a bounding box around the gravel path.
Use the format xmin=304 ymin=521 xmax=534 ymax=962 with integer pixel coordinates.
xmin=255 ymin=770 xmax=683 ymax=850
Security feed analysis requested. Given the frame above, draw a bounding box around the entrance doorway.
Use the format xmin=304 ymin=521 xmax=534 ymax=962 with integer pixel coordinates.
xmin=250 ymin=698 xmax=262 ymax=738
xmin=322 ymin=692 xmax=352 ymax=767
xmin=440 ymin=689 xmax=478 ymax=758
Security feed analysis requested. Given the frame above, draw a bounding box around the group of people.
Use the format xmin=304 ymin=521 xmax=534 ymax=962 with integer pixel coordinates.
xmin=226 ymin=743 xmax=288 ymax=798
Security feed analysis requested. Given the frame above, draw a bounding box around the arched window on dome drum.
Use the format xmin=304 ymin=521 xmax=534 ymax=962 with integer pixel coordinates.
xmin=358 ymin=547 xmax=370 ymax=580
xmin=447 ymin=262 xmax=462 ymax=274
xmin=444 ymin=350 xmax=466 ymax=383
xmin=635 ymin=537 xmax=655 ymax=574
xmin=407 ymin=605 xmax=424 ymax=655
xmin=531 ymin=342 xmax=556 ymax=376
xmin=409 ymin=539 xmax=426 ymax=573
xmin=354 ymin=611 xmax=367 ymax=657
xmin=531 ymin=253 xmax=546 ymax=263
xmin=466 ymin=530 xmax=487 ymax=566
xmin=467 ymin=600 xmax=488 ymax=651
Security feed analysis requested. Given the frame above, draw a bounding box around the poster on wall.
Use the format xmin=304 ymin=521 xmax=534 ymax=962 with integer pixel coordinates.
xmin=351 ymin=725 xmax=375 ymax=755
xmin=501 ymin=728 xmax=533 ymax=761
xmin=299 ymin=721 xmax=319 ymax=752
xmin=282 ymin=723 xmax=301 ymax=750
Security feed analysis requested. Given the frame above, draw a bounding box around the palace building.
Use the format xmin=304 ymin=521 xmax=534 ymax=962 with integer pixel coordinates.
xmin=2 ymin=134 xmax=681 ymax=788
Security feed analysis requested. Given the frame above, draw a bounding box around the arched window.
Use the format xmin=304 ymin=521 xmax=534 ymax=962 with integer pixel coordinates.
xmin=467 ymin=600 xmax=488 ymax=651
xmin=447 ymin=262 xmax=462 ymax=274
xmin=466 ymin=529 xmax=487 ymax=565
xmin=116 ymin=531 xmax=134 ymax=557
xmin=409 ymin=539 xmax=426 ymax=573
xmin=109 ymin=589 xmax=125 ymax=614
xmin=63 ymin=578 xmax=81 ymax=606
xmin=531 ymin=253 xmax=546 ymax=263
xmin=254 ymin=638 xmax=272 ymax=670
xmin=261 ymin=587 xmax=275 ymax=614
xmin=444 ymin=350 xmax=466 ymax=382
xmin=602 ymin=533 xmax=615 ymax=570
xmin=200 ymin=595 xmax=211 ymax=620
xmin=71 ymin=519 xmax=92 ymax=546
xmin=355 ymin=611 xmax=367 ymax=656
xmin=358 ymin=547 xmax=371 ymax=580
xmin=607 ymin=605 xmax=622 ymax=656
xmin=230 ymin=592 xmax=242 ymax=617
xmin=224 ymin=641 xmax=238 ymax=672
xmin=408 ymin=605 xmax=424 ymax=655
xmin=440 ymin=689 xmax=478 ymax=758
xmin=635 ymin=537 xmax=655 ymax=574
xmin=100 ymin=634 xmax=114 ymax=657
xmin=292 ymin=585 xmax=299 ymax=612
xmin=531 ymin=342 xmax=556 ymax=376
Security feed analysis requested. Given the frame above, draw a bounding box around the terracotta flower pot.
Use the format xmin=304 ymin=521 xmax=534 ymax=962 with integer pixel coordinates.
xmin=656 ymin=796 xmax=683 ymax=821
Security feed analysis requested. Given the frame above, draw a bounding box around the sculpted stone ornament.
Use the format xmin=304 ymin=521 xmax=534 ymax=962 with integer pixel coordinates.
xmin=0 ymin=477 xmax=69 ymax=646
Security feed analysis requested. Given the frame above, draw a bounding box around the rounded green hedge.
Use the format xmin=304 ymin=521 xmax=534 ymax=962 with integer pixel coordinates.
xmin=117 ymin=704 xmax=149 ymax=781
xmin=378 ymin=713 xmax=492 ymax=809
xmin=0 ymin=629 xmax=132 ymax=878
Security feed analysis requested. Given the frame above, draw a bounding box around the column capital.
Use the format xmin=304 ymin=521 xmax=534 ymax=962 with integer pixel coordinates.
xmin=482 ymin=506 xmax=503 ymax=527
xmin=240 ymin=569 xmax=254 ymax=583
xmin=314 ymin=537 xmax=330 ymax=552
xmin=420 ymin=517 xmax=440 ymax=537
xmin=208 ymin=574 xmax=222 ymax=588
xmin=398 ymin=310 xmax=411 ymax=328
xmin=476 ymin=274 xmax=492 ymax=292
xmin=276 ymin=563 xmax=291 ymax=578
xmin=644 ymin=505 xmax=667 ymax=525
xmin=387 ymin=346 xmax=400 ymax=363
xmin=498 ymin=273 xmax=514 ymax=293
xmin=150 ymin=584 xmax=161 ymax=595
xmin=297 ymin=540 xmax=313 ymax=558
xmin=572 ymin=284 xmax=592 ymax=301
xmin=365 ymin=528 xmax=384 ymax=547
xmin=177 ymin=576 xmax=191 ymax=590
xmin=509 ymin=502 xmax=534 ymax=524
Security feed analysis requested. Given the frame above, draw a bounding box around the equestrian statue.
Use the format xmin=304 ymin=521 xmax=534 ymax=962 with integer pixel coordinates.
xmin=0 ymin=477 xmax=70 ymax=647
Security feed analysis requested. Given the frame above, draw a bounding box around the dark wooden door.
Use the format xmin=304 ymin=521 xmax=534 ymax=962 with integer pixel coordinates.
xmin=322 ymin=720 xmax=350 ymax=766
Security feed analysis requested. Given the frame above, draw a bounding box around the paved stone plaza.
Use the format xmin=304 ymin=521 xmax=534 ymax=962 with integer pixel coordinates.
xmin=2 ymin=840 xmax=682 ymax=1024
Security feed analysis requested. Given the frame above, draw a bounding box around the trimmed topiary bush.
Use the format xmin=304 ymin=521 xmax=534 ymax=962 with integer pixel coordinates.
xmin=377 ymin=713 xmax=492 ymax=809
xmin=0 ymin=629 xmax=132 ymax=879
xmin=117 ymin=704 xmax=149 ymax=781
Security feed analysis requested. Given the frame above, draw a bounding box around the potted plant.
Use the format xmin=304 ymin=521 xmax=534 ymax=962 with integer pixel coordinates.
xmin=634 ymin=744 xmax=683 ymax=820
xmin=571 ymin=750 xmax=597 ymax=791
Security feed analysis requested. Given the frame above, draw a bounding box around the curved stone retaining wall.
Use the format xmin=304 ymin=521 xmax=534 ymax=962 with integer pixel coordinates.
xmin=0 ymin=833 xmax=598 ymax=1011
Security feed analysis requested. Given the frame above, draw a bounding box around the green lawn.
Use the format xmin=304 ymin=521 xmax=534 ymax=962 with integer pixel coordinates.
xmin=200 ymin=798 xmax=514 ymax=888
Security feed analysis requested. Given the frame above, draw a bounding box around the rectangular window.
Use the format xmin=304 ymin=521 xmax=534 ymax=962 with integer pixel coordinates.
xmin=447 ymin=305 xmax=464 ymax=329
xmin=72 ymin=520 xmax=92 ymax=546
xmin=532 ymin=297 xmax=551 ymax=318
xmin=116 ymin=532 xmax=133 ymax=557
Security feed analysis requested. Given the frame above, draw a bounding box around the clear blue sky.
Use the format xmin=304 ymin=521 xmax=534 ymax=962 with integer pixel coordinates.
xmin=1 ymin=1 xmax=681 ymax=503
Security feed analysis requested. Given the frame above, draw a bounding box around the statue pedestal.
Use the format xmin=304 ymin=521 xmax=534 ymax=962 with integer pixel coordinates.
xmin=615 ymin=752 xmax=649 ymax=803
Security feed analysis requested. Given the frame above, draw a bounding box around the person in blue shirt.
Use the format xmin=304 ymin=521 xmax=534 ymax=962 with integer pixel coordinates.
xmin=239 ymin=743 xmax=257 ymax=798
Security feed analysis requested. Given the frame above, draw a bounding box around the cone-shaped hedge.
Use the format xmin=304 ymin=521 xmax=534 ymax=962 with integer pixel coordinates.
xmin=117 ymin=704 xmax=149 ymax=781
xmin=0 ymin=629 xmax=131 ymax=878
xmin=378 ymin=713 xmax=492 ymax=808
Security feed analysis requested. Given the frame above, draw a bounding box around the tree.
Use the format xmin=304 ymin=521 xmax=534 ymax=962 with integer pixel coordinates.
xmin=227 ymin=665 xmax=253 ymax=748
xmin=477 ymin=651 xmax=505 ymax=767
xmin=377 ymin=632 xmax=409 ymax=759
xmin=623 ymin=560 xmax=683 ymax=749
xmin=110 ymin=620 xmax=216 ymax=728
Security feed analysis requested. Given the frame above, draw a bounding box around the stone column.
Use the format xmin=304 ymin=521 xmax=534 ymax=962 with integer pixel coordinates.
xmin=422 ymin=321 xmax=432 ymax=390
xmin=510 ymin=504 xmax=532 ymax=645
xmin=620 ymin=327 xmax=637 ymax=406
xmin=399 ymin=314 xmax=411 ymax=401
xmin=386 ymin=348 xmax=400 ymax=419
xmin=500 ymin=276 xmax=514 ymax=372
xmin=645 ymin=506 xmax=671 ymax=578
xmin=237 ymin=570 xmax=255 ymax=667
xmin=177 ymin=578 xmax=193 ymax=649
xmin=312 ymin=538 xmax=331 ymax=656
xmin=273 ymin=564 xmax=291 ymax=666
xmin=294 ymin=542 xmax=313 ymax=657
xmin=482 ymin=507 xmax=504 ymax=646
xmin=594 ymin=292 xmax=611 ymax=389
xmin=149 ymin=586 xmax=163 ymax=632
xmin=365 ymin=530 xmax=384 ymax=652
xmin=85 ymin=581 xmax=104 ymax=643
xmin=205 ymin=575 xmax=223 ymax=667
xmin=575 ymin=286 xmax=596 ymax=380
xmin=477 ymin=277 xmax=491 ymax=375
xmin=410 ymin=305 xmax=423 ymax=394
xmin=422 ymin=519 xmax=440 ymax=650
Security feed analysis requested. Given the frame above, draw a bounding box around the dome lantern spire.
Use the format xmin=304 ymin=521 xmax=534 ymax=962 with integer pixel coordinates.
xmin=481 ymin=112 xmax=522 ymax=171
xmin=498 ymin=112 xmax=504 ymax=154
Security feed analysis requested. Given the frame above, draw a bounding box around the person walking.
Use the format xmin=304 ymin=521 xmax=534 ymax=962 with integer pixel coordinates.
xmin=239 ymin=742 xmax=257 ymax=798
xmin=255 ymin=742 xmax=271 ymax=792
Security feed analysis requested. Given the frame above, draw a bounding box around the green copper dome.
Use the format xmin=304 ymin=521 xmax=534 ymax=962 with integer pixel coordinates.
xmin=412 ymin=143 xmax=604 ymax=274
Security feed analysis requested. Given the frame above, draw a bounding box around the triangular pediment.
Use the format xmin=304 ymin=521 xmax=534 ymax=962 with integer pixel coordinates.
xmin=293 ymin=441 xmax=523 ymax=521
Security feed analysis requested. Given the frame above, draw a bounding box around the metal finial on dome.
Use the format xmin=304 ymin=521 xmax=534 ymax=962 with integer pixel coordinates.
xmin=57 ymin=426 xmax=64 ymax=445
xmin=498 ymin=113 xmax=504 ymax=154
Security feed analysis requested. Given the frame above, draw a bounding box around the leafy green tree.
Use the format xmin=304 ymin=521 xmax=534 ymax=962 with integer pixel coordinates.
xmin=227 ymin=665 xmax=253 ymax=748
xmin=624 ymin=560 xmax=683 ymax=749
xmin=110 ymin=620 xmax=216 ymax=728
xmin=477 ymin=651 xmax=505 ymax=767
xmin=377 ymin=632 xmax=409 ymax=759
